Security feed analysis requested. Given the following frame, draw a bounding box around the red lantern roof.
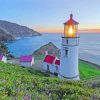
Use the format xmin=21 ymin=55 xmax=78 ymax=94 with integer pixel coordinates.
xmin=64 ymin=14 xmax=79 ymax=25
xmin=44 ymin=55 xmax=56 ymax=64
xmin=55 ymin=59 xmax=60 ymax=65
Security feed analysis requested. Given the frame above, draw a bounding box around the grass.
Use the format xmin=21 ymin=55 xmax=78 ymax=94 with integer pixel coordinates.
xmin=0 ymin=62 xmax=100 ymax=99
xmin=1 ymin=55 xmax=99 ymax=99
xmin=79 ymin=60 xmax=100 ymax=80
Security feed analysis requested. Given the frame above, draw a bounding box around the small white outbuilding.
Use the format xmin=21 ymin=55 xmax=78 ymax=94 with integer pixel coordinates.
xmin=0 ymin=54 xmax=7 ymax=63
xmin=20 ymin=55 xmax=34 ymax=67
xmin=43 ymin=54 xmax=60 ymax=74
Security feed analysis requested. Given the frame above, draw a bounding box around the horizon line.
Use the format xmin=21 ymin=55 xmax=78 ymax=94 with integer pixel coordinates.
xmin=36 ymin=28 xmax=100 ymax=33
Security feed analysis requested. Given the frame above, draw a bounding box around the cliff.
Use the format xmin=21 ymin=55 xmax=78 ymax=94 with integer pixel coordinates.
xmin=0 ymin=20 xmax=41 ymax=41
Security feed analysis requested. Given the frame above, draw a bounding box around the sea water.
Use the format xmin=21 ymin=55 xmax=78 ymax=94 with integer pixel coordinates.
xmin=6 ymin=33 xmax=100 ymax=65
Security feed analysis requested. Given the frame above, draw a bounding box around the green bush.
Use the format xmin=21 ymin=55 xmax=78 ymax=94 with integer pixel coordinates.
xmin=0 ymin=62 xmax=100 ymax=100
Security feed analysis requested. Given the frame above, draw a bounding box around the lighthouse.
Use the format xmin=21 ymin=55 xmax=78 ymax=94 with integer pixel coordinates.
xmin=58 ymin=14 xmax=80 ymax=80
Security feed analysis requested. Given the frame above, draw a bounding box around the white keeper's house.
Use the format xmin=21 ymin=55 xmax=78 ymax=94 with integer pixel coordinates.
xmin=20 ymin=55 xmax=34 ymax=67
xmin=43 ymin=54 xmax=60 ymax=74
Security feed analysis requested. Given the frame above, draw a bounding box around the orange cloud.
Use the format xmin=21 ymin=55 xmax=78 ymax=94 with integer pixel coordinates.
xmin=35 ymin=27 xmax=100 ymax=33
xmin=35 ymin=27 xmax=63 ymax=33
xmin=79 ymin=29 xmax=100 ymax=33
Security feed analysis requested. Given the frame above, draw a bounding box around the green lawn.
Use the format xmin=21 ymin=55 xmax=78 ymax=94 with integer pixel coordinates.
xmin=79 ymin=60 xmax=100 ymax=80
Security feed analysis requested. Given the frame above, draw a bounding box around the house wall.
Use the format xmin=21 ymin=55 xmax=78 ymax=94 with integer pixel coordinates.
xmin=31 ymin=58 xmax=34 ymax=65
xmin=20 ymin=62 xmax=32 ymax=67
xmin=2 ymin=56 xmax=7 ymax=63
xmin=55 ymin=65 xmax=59 ymax=73
xmin=43 ymin=62 xmax=49 ymax=71
xmin=43 ymin=62 xmax=57 ymax=74
xmin=49 ymin=64 xmax=56 ymax=73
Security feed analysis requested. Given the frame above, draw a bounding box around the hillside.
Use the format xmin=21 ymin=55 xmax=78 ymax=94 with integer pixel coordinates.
xmin=0 ymin=62 xmax=100 ymax=100
xmin=0 ymin=42 xmax=13 ymax=58
xmin=0 ymin=28 xmax=15 ymax=41
xmin=0 ymin=20 xmax=41 ymax=39
xmin=0 ymin=42 xmax=8 ymax=55
xmin=33 ymin=42 xmax=60 ymax=57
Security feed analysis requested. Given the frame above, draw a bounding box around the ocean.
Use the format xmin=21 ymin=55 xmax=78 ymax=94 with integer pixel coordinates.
xmin=6 ymin=33 xmax=100 ymax=65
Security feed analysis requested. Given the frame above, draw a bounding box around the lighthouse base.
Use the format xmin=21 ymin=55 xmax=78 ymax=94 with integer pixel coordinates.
xmin=58 ymin=74 xmax=80 ymax=80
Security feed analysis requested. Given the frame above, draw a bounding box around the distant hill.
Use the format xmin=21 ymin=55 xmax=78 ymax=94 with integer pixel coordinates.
xmin=0 ymin=20 xmax=41 ymax=41
xmin=33 ymin=42 xmax=60 ymax=57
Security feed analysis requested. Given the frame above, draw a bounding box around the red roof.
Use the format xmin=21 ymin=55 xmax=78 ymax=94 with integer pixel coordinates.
xmin=44 ymin=55 xmax=56 ymax=64
xmin=20 ymin=55 xmax=32 ymax=62
xmin=0 ymin=54 xmax=3 ymax=61
xmin=55 ymin=59 xmax=60 ymax=65
xmin=64 ymin=14 xmax=79 ymax=25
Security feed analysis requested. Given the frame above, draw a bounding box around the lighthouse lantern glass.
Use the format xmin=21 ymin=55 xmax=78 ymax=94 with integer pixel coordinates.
xmin=68 ymin=26 xmax=73 ymax=35
xmin=64 ymin=24 xmax=76 ymax=37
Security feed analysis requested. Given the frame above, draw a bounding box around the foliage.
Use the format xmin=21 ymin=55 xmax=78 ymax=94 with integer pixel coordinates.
xmin=0 ymin=42 xmax=14 ymax=59
xmin=0 ymin=62 xmax=100 ymax=100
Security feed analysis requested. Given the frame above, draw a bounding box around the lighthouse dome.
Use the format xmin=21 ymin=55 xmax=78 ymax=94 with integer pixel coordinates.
xmin=64 ymin=14 xmax=79 ymax=25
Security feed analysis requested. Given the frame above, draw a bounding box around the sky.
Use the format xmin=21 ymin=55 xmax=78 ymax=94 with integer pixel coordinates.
xmin=0 ymin=0 xmax=100 ymax=33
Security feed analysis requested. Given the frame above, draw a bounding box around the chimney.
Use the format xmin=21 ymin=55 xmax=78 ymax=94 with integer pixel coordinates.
xmin=45 ymin=51 xmax=48 ymax=56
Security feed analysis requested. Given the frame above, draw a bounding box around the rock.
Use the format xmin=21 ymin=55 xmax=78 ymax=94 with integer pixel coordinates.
xmin=33 ymin=42 xmax=60 ymax=57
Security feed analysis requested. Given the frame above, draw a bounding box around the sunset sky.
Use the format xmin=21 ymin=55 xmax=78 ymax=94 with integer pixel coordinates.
xmin=0 ymin=0 xmax=100 ymax=33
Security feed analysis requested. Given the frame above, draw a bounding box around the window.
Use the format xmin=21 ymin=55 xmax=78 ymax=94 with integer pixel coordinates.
xmin=65 ymin=49 xmax=68 ymax=56
xmin=56 ymin=66 xmax=58 ymax=72
xmin=47 ymin=65 xmax=49 ymax=71
xmin=66 ymin=40 xmax=68 ymax=44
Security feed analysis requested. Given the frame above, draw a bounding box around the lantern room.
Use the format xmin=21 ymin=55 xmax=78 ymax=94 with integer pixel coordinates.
xmin=64 ymin=14 xmax=79 ymax=37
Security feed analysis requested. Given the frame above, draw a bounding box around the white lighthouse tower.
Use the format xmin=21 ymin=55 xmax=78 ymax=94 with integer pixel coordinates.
xmin=59 ymin=14 xmax=80 ymax=80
